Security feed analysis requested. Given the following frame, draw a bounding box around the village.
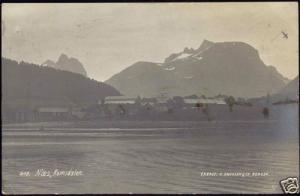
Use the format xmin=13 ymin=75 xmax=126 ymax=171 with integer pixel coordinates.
xmin=1 ymin=95 xmax=231 ymax=123
xmin=3 ymin=94 xmax=292 ymax=123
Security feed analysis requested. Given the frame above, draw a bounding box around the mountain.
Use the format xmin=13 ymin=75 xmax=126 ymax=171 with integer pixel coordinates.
xmin=2 ymin=58 xmax=120 ymax=107
xmin=106 ymin=39 xmax=289 ymax=98
xmin=248 ymin=76 xmax=298 ymax=105
xmin=273 ymin=75 xmax=299 ymax=100
xmin=42 ymin=54 xmax=87 ymax=77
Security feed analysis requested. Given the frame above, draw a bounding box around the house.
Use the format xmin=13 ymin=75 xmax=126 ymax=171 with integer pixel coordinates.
xmin=37 ymin=106 xmax=71 ymax=120
xmin=99 ymin=96 xmax=137 ymax=116
xmin=184 ymin=98 xmax=226 ymax=108
xmin=151 ymin=95 xmax=169 ymax=112
xmin=141 ymin=98 xmax=157 ymax=106
xmin=100 ymin=96 xmax=136 ymax=105
xmin=2 ymin=105 xmax=36 ymax=123
xmin=71 ymin=107 xmax=87 ymax=119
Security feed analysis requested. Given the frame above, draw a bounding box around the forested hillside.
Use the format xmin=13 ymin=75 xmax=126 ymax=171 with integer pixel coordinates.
xmin=2 ymin=58 xmax=120 ymax=107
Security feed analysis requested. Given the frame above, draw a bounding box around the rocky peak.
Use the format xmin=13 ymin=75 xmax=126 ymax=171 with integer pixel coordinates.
xmin=195 ymin=39 xmax=215 ymax=53
xmin=183 ymin=47 xmax=195 ymax=54
xmin=57 ymin=54 xmax=69 ymax=64
xmin=43 ymin=54 xmax=87 ymax=77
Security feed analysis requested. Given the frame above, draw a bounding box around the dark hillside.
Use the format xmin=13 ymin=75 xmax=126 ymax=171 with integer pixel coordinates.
xmin=2 ymin=58 xmax=120 ymax=107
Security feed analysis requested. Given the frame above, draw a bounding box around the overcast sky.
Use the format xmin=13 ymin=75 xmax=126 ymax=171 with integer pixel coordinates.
xmin=2 ymin=3 xmax=298 ymax=81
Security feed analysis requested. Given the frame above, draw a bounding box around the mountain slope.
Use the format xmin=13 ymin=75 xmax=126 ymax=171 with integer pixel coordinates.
xmin=249 ymin=76 xmax=299 ymax=105
xmin=42 ymin=54 xmax=87 ymax=77
xmin=2 ymin=58 xmax=120 ymax=106
xmin=106 ymin=40 xmax=288 ymax=98
xmin=274 ymin=75 xmax=299 ymax=100
xmin=106 ymin=61 xmax=182 ymax=97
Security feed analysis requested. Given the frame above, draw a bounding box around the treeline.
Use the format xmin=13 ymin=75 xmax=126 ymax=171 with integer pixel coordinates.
xmin=2 ymin=58 xmax=120 ymax=107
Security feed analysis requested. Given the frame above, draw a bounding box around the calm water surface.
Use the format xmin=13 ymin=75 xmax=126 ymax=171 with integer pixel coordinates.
xmin=2 ymin=121 xmax=299 ymax=194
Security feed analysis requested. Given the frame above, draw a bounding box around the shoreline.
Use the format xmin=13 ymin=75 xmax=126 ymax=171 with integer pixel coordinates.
xmin=1 ymin=119 xmax=289 ymax=129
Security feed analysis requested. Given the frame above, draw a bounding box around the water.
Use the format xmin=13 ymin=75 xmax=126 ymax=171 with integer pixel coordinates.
xmin=2 ymin=121 xmax=299 ymax=194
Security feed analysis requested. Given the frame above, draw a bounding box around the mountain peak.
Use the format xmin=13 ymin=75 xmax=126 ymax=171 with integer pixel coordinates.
xmin=193 ymin=39 xmax=215 ymax=54
xmin=164 ymin=39 xmax=215 ymax=63
xmin=59 ymin=53 xmax=68 ymax=58
xmin=43 ymin=54 xmax=87 ymax=77
xmin=57 ymin=53 xmax=69 ymax=64
xmin=183 ymin=47 xmax=195 ymax=54
xmin=197 ymin=39 xmax=215 ymax=51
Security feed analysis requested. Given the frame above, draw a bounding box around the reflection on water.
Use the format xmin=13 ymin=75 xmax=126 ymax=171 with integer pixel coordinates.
xmin=2 ymin=121 xmax=299 ymax=194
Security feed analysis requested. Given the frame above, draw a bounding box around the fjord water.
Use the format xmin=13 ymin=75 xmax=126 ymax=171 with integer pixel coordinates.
xmin=2 ymin=120 xmax=299 ymax=194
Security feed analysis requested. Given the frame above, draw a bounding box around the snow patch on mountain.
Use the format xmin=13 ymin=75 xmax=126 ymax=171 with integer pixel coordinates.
xmin=172 ymin=53 xmax=192 ymax=61
xmin=184 ymin=76 xmax=194 ymax=79
xmin=164 ymin=66 xmax=176 ymax=71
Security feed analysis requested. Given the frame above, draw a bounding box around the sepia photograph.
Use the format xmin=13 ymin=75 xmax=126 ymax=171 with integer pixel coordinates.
xmin=1 ymin=2 xmax=299 ymax=194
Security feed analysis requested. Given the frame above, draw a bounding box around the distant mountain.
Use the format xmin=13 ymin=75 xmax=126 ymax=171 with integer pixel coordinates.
xmin=248 ymin=76 xmax=298 ymax=105
xmin=2 ymin=58 xmax=120 ymax=107
xmin=106 ymin=39 xmax=289 ymax=98
xmin=272 ymin=75 xmax=299 ymax=101
xmin=278 ymin=76 xmax=299 ymax=96
xmin=42 ymin=54 xmax=87 ymax=77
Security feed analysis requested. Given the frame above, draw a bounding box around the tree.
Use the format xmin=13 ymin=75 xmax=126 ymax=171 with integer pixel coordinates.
xmin=262 ymin=107 xmax=269 ymax=119
xmin=202 ymin=104 xmax=211 ymax=121
xmin=184 ymin=94 xmax=198 ymax=99
xmin=172 ymin=96 xmax=184 ymax=109
xmin=195 ymin=103 xmax=203 ymax=110
xmin=166 ymin=98 xmax=175 ymax=113
xmin=135 ymin=96 xmax=142 ymax=106
xmin=225 ymin=96 xmax=235 ymax=112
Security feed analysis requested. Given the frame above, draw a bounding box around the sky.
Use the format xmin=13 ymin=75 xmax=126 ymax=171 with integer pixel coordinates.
xmin=2 ymin=2 xmax=299 ymax=82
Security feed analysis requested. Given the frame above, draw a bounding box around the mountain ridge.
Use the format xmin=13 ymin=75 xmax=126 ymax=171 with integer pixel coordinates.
xmin=42 ymin=54 xmax=88 ymax=77
xmin=106 ymin=39 xmax=289 ymax=98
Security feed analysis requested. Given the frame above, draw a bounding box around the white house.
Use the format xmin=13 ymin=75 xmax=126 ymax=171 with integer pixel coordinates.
xmin=100 ymin=96 xmax=136 ymax=105
xmin=184 ymin=98 xmax=226 ymax=105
